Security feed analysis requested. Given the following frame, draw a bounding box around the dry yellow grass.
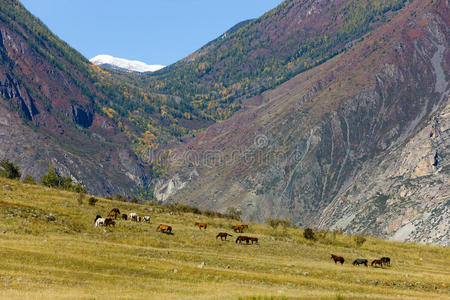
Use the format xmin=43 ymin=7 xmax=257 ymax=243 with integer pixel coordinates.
xmin=0 ymin=177 xmax=449 ymax=299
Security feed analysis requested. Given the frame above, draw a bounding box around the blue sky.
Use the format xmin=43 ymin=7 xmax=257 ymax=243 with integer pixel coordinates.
xmin=21 ymin=0 xmax=283 ymax=66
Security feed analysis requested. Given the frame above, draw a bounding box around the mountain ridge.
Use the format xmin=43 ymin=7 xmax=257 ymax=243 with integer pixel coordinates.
xmin=154 ymin=0 xmax=449 ymax=245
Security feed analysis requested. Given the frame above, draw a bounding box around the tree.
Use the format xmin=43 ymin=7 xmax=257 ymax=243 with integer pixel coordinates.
xmin=0 ymin=159 xmax=21 ymax=179
xmin=40 ymin=166 xmax=60 ymax=188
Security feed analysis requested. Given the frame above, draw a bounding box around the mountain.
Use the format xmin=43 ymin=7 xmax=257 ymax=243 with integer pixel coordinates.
xmin=155 ymin=0 xmax=449 ymax=245
xmin=0 ymin=0 xmax=151 ymax=196
xmin=143 ymin=0 xmax=410 ymax=120
xmin=90 ymin=54 xmax=165 ymax=73
xmin=1 ymin=0 xmax=448 ymax=245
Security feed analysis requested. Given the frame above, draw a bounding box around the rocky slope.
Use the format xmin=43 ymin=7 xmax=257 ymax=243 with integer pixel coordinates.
xmin=156 ymin=0 xmax=449 ymax=245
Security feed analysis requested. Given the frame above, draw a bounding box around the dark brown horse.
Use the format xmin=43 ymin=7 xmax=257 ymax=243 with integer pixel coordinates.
xmin=381 ymin=257 xmax=391 ymax=266
xmin=330 ymin=254 xmax=345 ymax=264
xmin=236 ymin=236 xmax=250 ymax=244
xmin=371 ymin=259 xmax=383 ymax=268
xmin=104 ymin=218 xmax=115 ymax=227
xmin=195 ymin=222 xmax=207 ymax=230
xmin=121 ymin=213 xmax=128 ymax=220
xmin=156 ymin=224 xmax=172 ymax=234
xmin=216 ymin=232 xmax=232 ymax=241
xmin=248 ymin=237 xmax=259 ymax=244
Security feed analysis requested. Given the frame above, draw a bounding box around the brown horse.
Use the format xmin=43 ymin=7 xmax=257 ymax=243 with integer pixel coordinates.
xmin=104 ymin=218 xmax=115 ymax=227
xmin=156 ymin=224 xmax=172 ymax=234
xmin=232 ymin=224 xmax=248 ymax=233
xmin=371 ymin=259 xmax=383 ymax=268
xmin=195 ymin=222 xmax=207 ymax=230
xmin=248 ymin=237 xmax=259 ymax=244
xmin=330 ymin=254 xmax=345 ymax=264
xmin=108 ymin=208 xmax=120 ymax=219
xmin=216 ymin=232 xmax=232 ymax=241
xmin=380 ymin=257 xmax=391 ymax=266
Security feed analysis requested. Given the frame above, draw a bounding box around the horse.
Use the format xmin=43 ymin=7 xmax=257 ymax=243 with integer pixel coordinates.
xmin=381 ymin=257 xmax=391 ymax=266
xmin=108 ymin=208 xmax=120 ymax=219
xmin=352 ymin=259 xmax=368 ymax=267
xmin=248 ymin=237 xmax=259 ymax=244
xmin=195 ymin=222 xmax=207 ymax=230
xmin=137 ymin=216 xmax=142 ymax=222
xmin=121 ymin=214 xmax=128 ymax=220
xmin=371 ymin=259 xmax=383 ymax=268
xmin=143 ymin=216 xmax=151 ymax=223
xmin=232 ymin=225 xmax=247 ymax=233
xmin=94 ymin=215 xmax=105 ymax=227
xmin=236 ymin=236 xmax=250 ymax=244
xmin=156 ymin=224 xmax=172 ymax=234
xmin=330 ymin=254 xmax=345 ymax=264
xmin=216 ymin=232 xmax=232 ymax=241
xmin=104 ymin=218 xmax=115 ymax=227
xmin=129 ymin=213 xmax=138 ymax=221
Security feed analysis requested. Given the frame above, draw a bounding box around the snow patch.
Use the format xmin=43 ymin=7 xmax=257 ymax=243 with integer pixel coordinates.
xmin=90 ymin=54 xmax=165 ymax=73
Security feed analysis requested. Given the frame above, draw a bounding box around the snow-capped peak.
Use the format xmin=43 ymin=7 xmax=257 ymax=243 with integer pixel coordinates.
xmin=90 ymin=55 xmax=165 ymax=73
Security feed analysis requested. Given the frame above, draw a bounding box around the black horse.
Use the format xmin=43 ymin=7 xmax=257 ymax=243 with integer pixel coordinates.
xmin=352 ymin=259 xmax=368 ymax=266
xmin=381 ymin=257 xmax=391 ymax=266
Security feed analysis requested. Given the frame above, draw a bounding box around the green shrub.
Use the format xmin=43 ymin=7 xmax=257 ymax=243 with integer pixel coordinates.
xmin=268 ymin=218 xmax=291 ymax=228
xmin=88 ymin=197 xmax=98 ymax=206
xmin=114 ymin=193 xmax=128 ymax=202
xmin=303 ymin=228 xmax=316 ymax=241
xmin=77 ymin=193 xmax=85 ymax=205
xmin=22 ymin=174 xmax=36 ymax=184
xmin=354 ymin=235 xmax=367 ymax=247
xmin=226 ymin=207 xmax=242 ymax=221
xmin=0 ymin=159 xmax=21 ymax=179
xmin=40 ymin=166 xmax=86 ymax=192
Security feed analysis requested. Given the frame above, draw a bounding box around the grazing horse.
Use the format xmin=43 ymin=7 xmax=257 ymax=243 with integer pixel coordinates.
xmin=143 ymin=216 xmax=151 ymax=223
xmin=129 ymin=213 xmax=138 ymax=221
xmin=104 ymin=218 xmax=115 ymax=227
xmin=330 ymin=254 xmax=345 ymax=264
xmin=232 ymin=224 xmax=248 ymax=233
xmin=352 ymin=259 xmax=368 ymax=267
xmin=121 ymin=214 xmax=128 ymax=220
xmin=236 ymin=236 xmax=250 ymax=244
xmin=371 ymin=259 xmax=383 ymax=268
xmin=108 ymin=208 xmax=120 ymax=219
xmin=216 ymin=232 xmax=232 ymax=241
xmin=156 ymin=224 xmax=172 ymax=234
xmin=94 ymin=215 xmax=105 ymax=227
xmin=381 ymin=257 xmax=391 ymax=266
xmin=195 ymin=222 xmax=207 ymax=230
xmin=248 ymin=237 xmax=259 ymax=244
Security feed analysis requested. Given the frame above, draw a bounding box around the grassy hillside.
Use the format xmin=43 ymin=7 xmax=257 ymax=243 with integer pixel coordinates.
xmin=0 ymin=178 xmax=448 ymax=299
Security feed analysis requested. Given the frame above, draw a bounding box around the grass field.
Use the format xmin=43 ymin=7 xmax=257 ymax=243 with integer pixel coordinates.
xmin=0 ymin=177 xmax=449 ymax=299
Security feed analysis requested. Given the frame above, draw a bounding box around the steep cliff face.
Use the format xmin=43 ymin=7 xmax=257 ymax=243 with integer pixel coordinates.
xmin=0 ymin=0 xmax=150 ymax=196
xmin=156 ymin=0 xmax=449 ymax=245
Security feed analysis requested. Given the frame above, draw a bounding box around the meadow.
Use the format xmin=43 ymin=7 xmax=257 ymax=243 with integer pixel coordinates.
xmin=0 ymin=177 xmax=449 ymax=299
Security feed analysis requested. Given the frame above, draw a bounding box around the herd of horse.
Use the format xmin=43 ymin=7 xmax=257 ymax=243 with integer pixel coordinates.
xmin=331 ymin=254 xmax=391 ymax=268
xmin=96 ymin=208 xmax=392 ymax=267
xmin=94 ymin=208 xmax=151 ymax=227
